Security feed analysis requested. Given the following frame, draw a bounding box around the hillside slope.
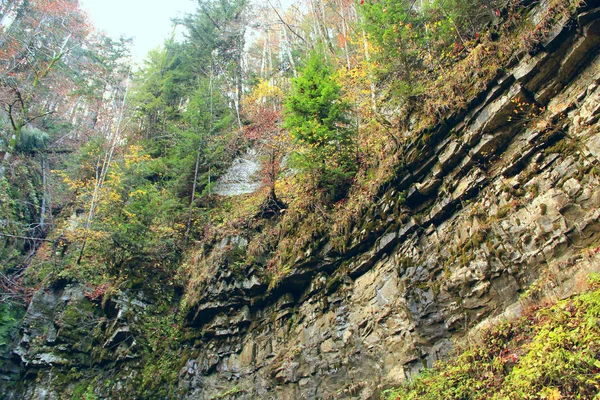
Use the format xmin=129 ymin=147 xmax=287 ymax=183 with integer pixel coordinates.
xmin=2 ymin=1 xmax=600 ymax=399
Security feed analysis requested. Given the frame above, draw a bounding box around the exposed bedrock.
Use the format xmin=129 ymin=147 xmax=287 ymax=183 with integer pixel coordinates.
xmin=3 ymin=3 xmax=600 ymax=400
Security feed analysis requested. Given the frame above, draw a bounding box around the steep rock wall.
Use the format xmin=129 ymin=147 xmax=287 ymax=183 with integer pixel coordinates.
xmin=177 ymin=5 xmax=600 ymax=399
xmin=2 ymin=3 xmax=600 ymax=400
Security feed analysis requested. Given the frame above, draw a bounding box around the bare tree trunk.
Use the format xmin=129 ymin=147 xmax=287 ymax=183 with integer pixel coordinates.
xmin=267 ymin=30 xmax=273 ymax=77
xmin=281 ymin=27 xmax=297 ymax=77
xmin=361 ymin=26 xmax=377 ymax=112
xmin=309 ymin=0 xmax=327 ymax=51
xmin=338 ymin=0 xmax=351 ymax=70
xmin=261 ymin=34 xmax=267 ymax=78
xmin=208 ymin=61 xmax=214 ymax=196
xmin=185 ymin=140 xmax=203 ymax=243
xmin=77 ymin=70 xmax=131 ymax=264
xmin=0 ymin=0 xmax=26 ymax=44
xmin=267 ymin=0 xmax=306 ymax=46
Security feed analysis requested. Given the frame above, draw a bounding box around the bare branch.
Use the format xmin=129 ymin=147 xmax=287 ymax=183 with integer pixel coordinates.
xmin=0 ymin=232 xmax=55 ymax=243
xmin=266 ymin=0 xmax=306 ymax=44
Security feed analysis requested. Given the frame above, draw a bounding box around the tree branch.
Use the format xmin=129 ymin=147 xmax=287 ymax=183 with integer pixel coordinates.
xmin=266 ymin=0 xmax=306 ymax=44
xmin=0 ymin=232 xmax=55 ymax=243
xmin=24 ymin=109 xmax=54 ymax=125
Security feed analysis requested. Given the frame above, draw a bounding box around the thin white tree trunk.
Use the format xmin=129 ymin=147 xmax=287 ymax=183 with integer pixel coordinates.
xmin=361 ymin=26 xmax=377 ymax=112
xmin=339 ymin=0 xmax=351 ymax=70
xmin=281 ymin=25 xmax=297 ymax=77
xmin=77 ymin=70 xmax=131 ymax=264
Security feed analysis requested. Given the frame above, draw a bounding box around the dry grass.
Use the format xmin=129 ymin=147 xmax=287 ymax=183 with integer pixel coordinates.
xmin=180 ymin=0 xmax=587 ymax=293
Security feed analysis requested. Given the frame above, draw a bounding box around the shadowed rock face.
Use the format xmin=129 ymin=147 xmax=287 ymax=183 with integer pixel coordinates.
xmin=3 ymin=3 xmax=600 ymax=400
xmin=213 ymin=149 xmax=261 ymax=196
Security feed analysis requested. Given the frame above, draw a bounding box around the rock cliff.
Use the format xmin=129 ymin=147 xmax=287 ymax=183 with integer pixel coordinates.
xmin=2 ymin=2 xmax=600 ymax=399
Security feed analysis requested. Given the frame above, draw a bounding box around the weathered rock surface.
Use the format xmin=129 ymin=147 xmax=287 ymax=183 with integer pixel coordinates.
xmin=3 ymin=4 xmax=600 ymax=400
xmin=213 ymin=148 xmax=262 ymax=196
xmin=174 ymin=8 xmax=600 ymax=399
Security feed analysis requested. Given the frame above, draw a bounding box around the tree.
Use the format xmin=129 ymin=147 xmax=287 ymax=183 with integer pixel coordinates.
xmin=0 ymin=0 xmax=89 ymax=164
xmin=243 ymin=79 xmax=288 ymax=215
xmin=358 ymin=0 xmax=508 ymax=97
xmin=57 ymin=143 xmax=185 ymax=280
xmin=179 ymin=0 xmax=249 ymax=128
xmin=178 ymin=75 xmax=234 ymax=237
xmin=131 ymin=40 xmax=236 ymax=238
xmin=284 ymin=50 xmax=356 ymax=201
xmin=69 ymin=34 xmax=133 ymax=132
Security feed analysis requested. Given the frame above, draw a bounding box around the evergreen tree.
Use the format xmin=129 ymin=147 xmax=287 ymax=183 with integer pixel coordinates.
xmin=284 ymin=50 xmax=356 ymax=201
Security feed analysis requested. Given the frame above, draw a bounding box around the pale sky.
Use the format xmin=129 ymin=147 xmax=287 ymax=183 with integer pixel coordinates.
xmin=80 ymin=0 xmax=198 ymax=63
xmin=80 ymin=0 xmax=296 ymax=64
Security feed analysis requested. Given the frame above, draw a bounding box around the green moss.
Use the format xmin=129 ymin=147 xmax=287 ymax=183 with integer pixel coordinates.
xmin=325 ymin=273 xmax=344 ymax=293
xmin=382 ymin=274 xmax=600 ymax=400
xmin=527 ymin=184 xmax=539 ymax=199
xmin=71 ymin=382 xmax=88 ymax=400
xmin=210 ymin=385 xmax=244 ymax=399
xmin=543 ymin=138 xmax=578 ymax=157
xmin=496 ymin=201 xmax=520 ymax=220
xmin=0 ymin=302 xmax=24 ymax=352
xmin=415 ymin=280 xmax=442 ymax=297
xmin=57 ymin=299 xmax=99 ymax=353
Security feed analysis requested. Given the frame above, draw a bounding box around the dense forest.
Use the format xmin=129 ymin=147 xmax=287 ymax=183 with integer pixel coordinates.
xmin=2 ymin=0 xmax=600 ymax=398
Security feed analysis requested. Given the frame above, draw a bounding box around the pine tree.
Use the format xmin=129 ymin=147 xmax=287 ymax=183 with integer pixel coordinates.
xmin=284 ymin=50 xmax=356 ymax=201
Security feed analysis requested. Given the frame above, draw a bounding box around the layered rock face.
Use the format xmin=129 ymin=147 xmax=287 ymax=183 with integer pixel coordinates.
xmin=178 ymin=5 xmax=600 ymax=399
xmin=3 ymin=3 xmax=600 ymax=400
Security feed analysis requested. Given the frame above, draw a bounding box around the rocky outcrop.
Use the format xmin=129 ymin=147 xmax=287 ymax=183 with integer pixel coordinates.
xmin=176 ymin=5 xmax=600 ymax=399
xmin=1 ymin=283 xmax=151 ymax=400
xmin=214 ymin=149 xmax=262 ymax=196
xmin=3 ymin=3 xmax=600 ymax=399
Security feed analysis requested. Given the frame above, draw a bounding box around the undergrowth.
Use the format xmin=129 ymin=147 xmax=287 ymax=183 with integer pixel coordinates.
xmin=382 ymin=274 xmax=600 ymax=400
